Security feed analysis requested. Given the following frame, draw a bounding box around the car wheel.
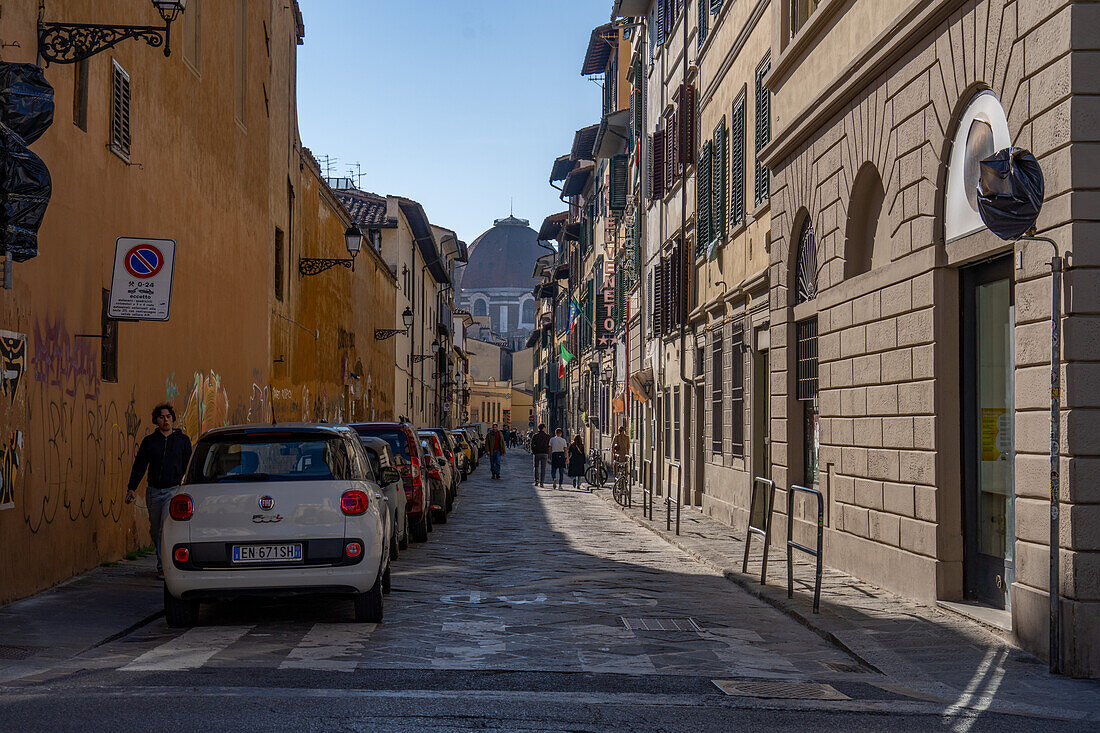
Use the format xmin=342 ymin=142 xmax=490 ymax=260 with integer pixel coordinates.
xmin=381 ymin=562 xmax=392 ymax=595
xmin=164 ymin=586 xmax=199 ymax=628
xmin=390 ymin=527 xmax=399 ymax=561
xmin=398 ymin=519 xmax=409 ymax=550
xmin=426 ymin=508 xmax=434 ymax=532
xmin=353 ymin=573 xmax=384 ymax=623
xmin=433 ymin=506 xmax=448 ymax=523
xmin=410 ymin=513 xmax=428 ymax=543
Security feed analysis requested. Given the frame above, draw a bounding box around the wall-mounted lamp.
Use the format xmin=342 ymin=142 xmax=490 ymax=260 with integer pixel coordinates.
xmin=39 ymin=0 xmax=188 ymax=65
xmin=412 ymin=339 xmax=439 ymax=364
xmin=299 ymin=225 xmax=362 ymax=277
xmin=376 ymin=307 xmax=413 ymax=341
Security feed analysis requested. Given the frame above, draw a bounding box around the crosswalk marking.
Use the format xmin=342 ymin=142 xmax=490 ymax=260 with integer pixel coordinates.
xmin=279 ymin=623 xmax=376 ymax=671
xmin=121 ymin=626 xmax=252 ymax=672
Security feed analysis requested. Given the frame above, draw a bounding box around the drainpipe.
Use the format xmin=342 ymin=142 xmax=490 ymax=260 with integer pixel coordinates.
xmin=677 ymin=5 xmax=691 ymax=514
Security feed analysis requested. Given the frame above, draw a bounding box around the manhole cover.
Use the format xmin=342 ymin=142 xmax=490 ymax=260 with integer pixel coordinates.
xmin=821 ymin=660 xmax=868 ymax=674
xmin=712 ymin=680 xmax=850 ymax=700
xmin=621 ymin=617 xmax=701 ymax=632
xmin=0 ymin=645 xmax=42 ymax=661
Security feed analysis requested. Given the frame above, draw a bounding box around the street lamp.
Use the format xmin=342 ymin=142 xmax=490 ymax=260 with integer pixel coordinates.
xmin=39 ymin=0 xmax=188 ymax=65
xmin=412 ymin=339 xmax=439 ymax=364
xmin=299 ymin=224 xmax=363 ymax=276
xmin=376 ymin=307 xmax=413 ymax=341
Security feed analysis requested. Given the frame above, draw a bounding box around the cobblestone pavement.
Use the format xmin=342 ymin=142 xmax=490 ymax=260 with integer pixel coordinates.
xmin=0 ymin=453 xmax=1095 ymax=730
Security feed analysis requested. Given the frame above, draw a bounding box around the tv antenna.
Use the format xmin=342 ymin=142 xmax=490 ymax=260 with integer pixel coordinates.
xmin=348 ymin=162 xmax=366 ymax=188
xmin=317 ymin=154 xmax=339 ymax=178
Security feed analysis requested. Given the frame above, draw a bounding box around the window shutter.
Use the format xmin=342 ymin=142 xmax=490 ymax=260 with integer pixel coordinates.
xmin=652 ymin=129 xmax=665 ymax=200
xmin=656 ymin=0 xmax=665 ymax=47
xmin=679 ymin=84 xmax=695 ymax=168
xmin=696 ymin=140 xmax=711 ymax=257
xmin=698 ymin=0 xmax=708 ymax=48
xmin=731 ymin=95 xmax=746 ymax=227
xmin=713 ymin=118 xmax=727 ymax=241
xmin=711 ymin=0 xmax=724 ymax=13
xmin=609 ymin=154 xmax=628 ymax=211
xmin=653 ymin=260 xmax=664 ymax=336
xmin=664 ymin=114 xmax=675 ymax=189
xmin=110 ymin=61 xmax=131 ymax=158
xmin=755 ymin=56 xmax=772 ymax=206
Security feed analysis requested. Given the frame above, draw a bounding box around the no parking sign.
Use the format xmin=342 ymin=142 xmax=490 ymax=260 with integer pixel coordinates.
xmin=108 ymin=237 xmax=176 ymax=320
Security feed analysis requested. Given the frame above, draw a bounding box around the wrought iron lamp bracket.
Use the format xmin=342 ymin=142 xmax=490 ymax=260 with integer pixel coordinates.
xmin=38 ymin=20 xmax=172 ymax=65
xmin=298 ymin=257 xmax=354 ymax=277
xmin=411 ymin=354 xmax=434 ymax=364
xmin=374 ymin=328 xmax=408 ymax=341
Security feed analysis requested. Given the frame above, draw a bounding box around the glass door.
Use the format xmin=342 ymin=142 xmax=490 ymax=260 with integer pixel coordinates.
xmin=961 ymin=257 xmax=1015 ymax=609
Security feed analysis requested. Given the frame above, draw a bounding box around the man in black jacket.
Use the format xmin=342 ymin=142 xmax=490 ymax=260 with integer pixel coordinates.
xmin=127 ymin=403 xmax=192 ymax=578
xmin=530 ymin=424 xmax=551 ymax=487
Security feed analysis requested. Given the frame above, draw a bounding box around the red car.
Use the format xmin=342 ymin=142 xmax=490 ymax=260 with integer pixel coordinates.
xmin=349 ymin=422 xmax=432 ymax=542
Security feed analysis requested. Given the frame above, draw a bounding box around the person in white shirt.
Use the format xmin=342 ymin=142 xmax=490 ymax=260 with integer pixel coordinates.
xmin=549 ymin=428 xmax=568 ymax=489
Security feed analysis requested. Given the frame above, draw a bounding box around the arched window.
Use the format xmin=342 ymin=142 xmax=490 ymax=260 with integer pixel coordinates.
xmin=844 ymin=164 xmax=889 ymax=278
xmin=795 ymin=217 xmax=817 ymax=304
xmin=472 ymin=298 xmax=488 ymax=317
xmin=521 ymin=298 xmax=536 ymax=326
xmin=945 ymin=90 xmax=1011 ymax=241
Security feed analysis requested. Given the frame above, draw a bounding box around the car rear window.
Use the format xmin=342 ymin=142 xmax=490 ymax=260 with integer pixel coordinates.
xmin=354 ymin=428 xmax=409 ymax=459
xmin=187 ymin=435 xmax=354 ymax=483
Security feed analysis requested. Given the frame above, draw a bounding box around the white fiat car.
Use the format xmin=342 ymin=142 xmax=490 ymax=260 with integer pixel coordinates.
xmin=161 ymin=424 xmax=392 ymax=627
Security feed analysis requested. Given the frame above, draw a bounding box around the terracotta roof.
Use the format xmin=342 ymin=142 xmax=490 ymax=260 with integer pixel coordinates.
xmin=538 ymin=211 xmax=569 ymax=241
xmin=550 ymin=155 xmax=576 ymax=183
xmin=333 ymin=189 xmax=395 ymax=229
xmin=562 ymin=162 xmax=594 ymax=197
xmin=581 ymin=23 xmax=617 ymax=76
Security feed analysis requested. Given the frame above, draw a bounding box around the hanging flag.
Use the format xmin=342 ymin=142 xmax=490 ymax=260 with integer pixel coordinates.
xmin=567 ymin=296 xmax=579 ymax=331
xmin=558 ymin=362 xmax=565 ymax=379
xmin=560 ymin=343 xmax=575 ymax=364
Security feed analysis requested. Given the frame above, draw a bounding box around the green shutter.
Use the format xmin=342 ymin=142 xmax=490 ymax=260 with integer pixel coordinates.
xmin=698 ymin=0 xmax=708 ymax=48
xmin=696 ymin=140 xmax=712 ymax=257
xmin=731 ymin=96 xmax=746 ymax=227
xmin=713 ymin=119 xmax=727 ymax=241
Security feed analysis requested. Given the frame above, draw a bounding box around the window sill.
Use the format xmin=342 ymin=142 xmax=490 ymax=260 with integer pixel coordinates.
xmin=109 ymin=144 xmax=131 ymax=165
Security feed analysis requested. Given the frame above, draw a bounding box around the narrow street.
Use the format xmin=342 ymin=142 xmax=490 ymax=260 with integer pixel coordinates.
xmin=0 ymin=453 xmax=1086 ymax=731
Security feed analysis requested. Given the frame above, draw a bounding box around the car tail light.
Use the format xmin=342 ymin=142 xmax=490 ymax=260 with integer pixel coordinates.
xmin=408 ymin=454 xmax=422 ymax=488
xmin=341 ymin=490 xmax=369 ymax=515
xmin=345 ymin=542 xmax=362 ymax=558
xmin=168 ymin=494 xmax=193 ymax=521
xmin=432 ymin=441 xmax=443 ymax=457
xmin=428 ymin=467 xmax=442 ymax=480
xmin=174 ymin=547 xmax=190 ymax=563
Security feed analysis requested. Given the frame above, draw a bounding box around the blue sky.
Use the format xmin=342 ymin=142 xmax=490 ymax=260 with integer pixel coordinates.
xmin=296 ymin=1 xmax=608 ymax=246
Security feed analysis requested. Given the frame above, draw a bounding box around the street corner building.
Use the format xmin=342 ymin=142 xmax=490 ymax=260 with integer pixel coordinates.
xmin=524 ymin=0 xmax=1100 ymax=677
xmin=0 ymin=1 xmax=475 ymax=605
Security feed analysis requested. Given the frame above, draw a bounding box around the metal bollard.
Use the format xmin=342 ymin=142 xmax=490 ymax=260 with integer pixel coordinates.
xmin=742 ymin=477 xmax=776 ymax=585
xmin=786 ymin=484 xmax=825 ymax=613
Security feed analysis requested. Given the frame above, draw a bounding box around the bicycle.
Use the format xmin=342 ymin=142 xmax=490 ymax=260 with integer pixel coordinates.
xmin=585 ymin=449 xmax=607 ymax=488
xmin=612 ymin=460 xmax=631 ymax=507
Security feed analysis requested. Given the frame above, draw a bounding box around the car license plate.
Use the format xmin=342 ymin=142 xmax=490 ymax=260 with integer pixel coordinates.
xmin=232 ymin=543 xmax=303 ymax=563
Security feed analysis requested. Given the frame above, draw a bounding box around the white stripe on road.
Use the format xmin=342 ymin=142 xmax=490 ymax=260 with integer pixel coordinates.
xmin=279 ymin=623 xmax=377 ymax=672
xmin=120 ymin=627 xmax=252 ymax=672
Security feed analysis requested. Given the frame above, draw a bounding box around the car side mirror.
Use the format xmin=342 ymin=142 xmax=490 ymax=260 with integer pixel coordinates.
xmin=380 ymin=466 xmax=401 ymax=486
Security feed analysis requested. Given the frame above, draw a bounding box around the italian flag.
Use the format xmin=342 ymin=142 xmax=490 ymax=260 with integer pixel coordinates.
xmin=559 ymin=343 xmax=574 ymax=379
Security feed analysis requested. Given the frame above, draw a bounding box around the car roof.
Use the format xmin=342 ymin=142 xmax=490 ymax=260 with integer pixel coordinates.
xmin=198 ymin=423 xmax=353 ymax=439
xmin=359 ymin=435 xmax=391 ymax=451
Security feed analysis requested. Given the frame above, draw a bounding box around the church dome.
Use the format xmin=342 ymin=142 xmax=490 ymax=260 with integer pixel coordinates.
xmin=460 ymin=215 xmax=546 ymax=290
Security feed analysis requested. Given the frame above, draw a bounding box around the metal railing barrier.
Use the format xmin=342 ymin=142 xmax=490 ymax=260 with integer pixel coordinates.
xmin=786 ymin=484 xmax=824 ymax=613
xmin=742 ymin=477 xmax=776 ymax=585
xmin=666 ymin=460 xmax=681 ymax=535
xmin=642 ymin=458 xmax=654 ymax=519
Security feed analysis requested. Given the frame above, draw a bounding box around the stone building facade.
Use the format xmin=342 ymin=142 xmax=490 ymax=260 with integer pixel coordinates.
xmin=763 ymin=0 xmax=1099 ymax=676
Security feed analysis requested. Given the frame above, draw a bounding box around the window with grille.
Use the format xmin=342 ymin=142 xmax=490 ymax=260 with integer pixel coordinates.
xmin=101 ymin=290 xmax=118 ymax=383
xmin=110 ymin=60 xmax=131 ymax=160
xmin=730 ymin=324 xmax=744 ymax=457
xmin=797 ymin=317 xmax=819 ymax=486
xmin=730 ymin=94 xmax=746 ymax=227
xmin=712 ymin=330 xmax=723 ymax=453
xmin=754 ymin=55 xmax=771 ymax=206
xmin=274 ymin=227 xmax=284 ymax=301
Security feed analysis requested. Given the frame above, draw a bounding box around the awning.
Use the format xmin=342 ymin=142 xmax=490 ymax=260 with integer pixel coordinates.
xmin=571 ymin=124 xmax=599 ymax=161
xmin=628 ymin=368 xmax=653 ymax=402
xmin=539 ymin=211 xmax=569 ymax=240
xmin=613 ymin=0 xmax=651 ymax=17
xmin=553 ymin=263 xmax=570 ymax=281
xmin=550 ymin=155 xmax=576 ymax=183
xmin=581 ymin=23 xmax=617 ymax=76
xmin=562 ymin=162 xmax=594 ymax=197
xmin=562 ymin=222 xmax=581 ymax=242
xmin=594 ymin=109 xmax=631 ymax=159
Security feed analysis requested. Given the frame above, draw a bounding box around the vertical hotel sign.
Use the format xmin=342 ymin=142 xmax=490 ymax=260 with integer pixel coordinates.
xmin=597 ymin=217 xmax=618 ymax=349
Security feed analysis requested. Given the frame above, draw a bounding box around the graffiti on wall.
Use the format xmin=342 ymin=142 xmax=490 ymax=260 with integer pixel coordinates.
xmin=181 ymin=371 xmax=230 ymax=439
xmin=0 ymin=330 xmax=27 ymax=404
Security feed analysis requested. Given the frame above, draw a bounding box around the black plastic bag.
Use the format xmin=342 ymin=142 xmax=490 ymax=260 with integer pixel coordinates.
xmin=0 ymin=123 xmax=51 ymax=261
xmin=0 ymin=63 xmax=54 ymax=144
xmin=977 ymin=147 xmax=1044 ymax=241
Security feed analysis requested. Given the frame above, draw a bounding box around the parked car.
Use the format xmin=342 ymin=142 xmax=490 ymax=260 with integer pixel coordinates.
xmin=460 ymin=424 xmax=486 ymax=455
xmin=349 ymin=422 xmax=432 ymax=543
xmin=449 ymin=430 xmax=476 ymax=475
xmin=161 ymin=423 xmax=390 ymax=627
xmin=418 ymin=433 xmax=451 ymax=521
xmin=358 ymin=435 xmax=408 ymax=558
xmin=422 ymin=427 xmax=464 ymax=487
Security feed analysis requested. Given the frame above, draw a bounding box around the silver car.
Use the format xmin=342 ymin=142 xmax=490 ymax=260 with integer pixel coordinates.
xmin=161 ymin=424 xmax=391 ymax=627
xmin=357 ymin=435 xmax=408 ymax=558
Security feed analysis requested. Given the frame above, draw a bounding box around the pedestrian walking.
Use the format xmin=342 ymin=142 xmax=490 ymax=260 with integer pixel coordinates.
xmin=486 ymin=423 xmax=506 ymax=479
xmin=530 ymin=423 xmax=551 ymax=487
xmin=549 ymin=428 xmax=568 ymax=489
xmin=126 ymin=403 xmax=192 ymax=579
xmin=567 ymin=435 xmax=586 ymax=490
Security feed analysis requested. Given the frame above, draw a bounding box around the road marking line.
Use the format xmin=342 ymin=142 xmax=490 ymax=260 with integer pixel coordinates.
xmin=280 ymin=623 xmax=376 ymax=672
xmin=120 ymin=627 xmax=252 ymax=672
